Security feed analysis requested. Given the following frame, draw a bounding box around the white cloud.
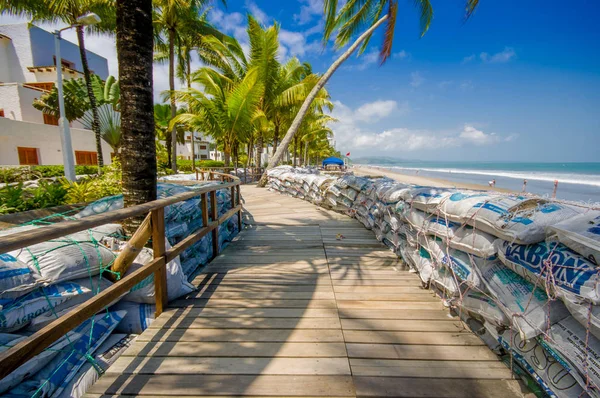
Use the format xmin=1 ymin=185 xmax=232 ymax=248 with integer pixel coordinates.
xmin=393 ymin=50 xmax=409 ymax=59
xmin=462 ymin=54 xmax=476 ymax=63
xmin=480 ymin=47 xmax=516 ymax=63
xmin=295 ymin=0 xmax=323 ymax=25
xmin=329 ymin=100 xmax=515 ymax=153
xmin=464 ymin=47 xmax=516 ymax=64
xmin=460 ymin=80 xmax=474 ymax=91
xmin=355 ymin=100 xmax=400 ymax=122
xmin=410 ymin=71 xmax=424 ymax=87
xmin=245 ymin=0 xmax=268 ymax=24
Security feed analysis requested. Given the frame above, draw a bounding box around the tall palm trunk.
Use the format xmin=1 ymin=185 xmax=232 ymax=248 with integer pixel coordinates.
xmin=258 ymin=14 xmax=389 ymax=187
xmin=303 ymin=141 xmax=309 ymax=166
xmin=117 ymin=0 xmax=156 ymax=233
xmin=255 ymin=132 xmax=263 ymax=169
xmin=76 ymin=26 xmax=104 ymax=171
xmin=293 ymin=135 xmax=297 ymax=167
xmin=273 ymin=123 xmax=279 ymax=152
xmin=169 ymin=28 xmax=178 ymax=172
xmin=187 ymin=60 xmax=195 ymax=172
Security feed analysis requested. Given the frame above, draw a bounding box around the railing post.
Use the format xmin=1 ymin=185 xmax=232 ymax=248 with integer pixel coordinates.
xmin=151 ymin=208 xmax=167 ymax=316
xmin=236 ymin=184 xmax=242 ymax=231
xmin=210 ymin=190 xmax=219 ymax=258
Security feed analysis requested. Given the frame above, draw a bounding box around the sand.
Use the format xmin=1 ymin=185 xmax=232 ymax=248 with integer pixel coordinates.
xmin=353 ymin=165 xmax=514 ymax=193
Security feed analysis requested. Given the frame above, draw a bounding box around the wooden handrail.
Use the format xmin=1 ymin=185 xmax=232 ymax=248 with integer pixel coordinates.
xmin=0 ymin=172 xmax=243 ymax=380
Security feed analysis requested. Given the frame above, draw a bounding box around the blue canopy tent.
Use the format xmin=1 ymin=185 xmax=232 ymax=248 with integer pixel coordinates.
xmin=322 ymin=157 xmax=344 ymax=167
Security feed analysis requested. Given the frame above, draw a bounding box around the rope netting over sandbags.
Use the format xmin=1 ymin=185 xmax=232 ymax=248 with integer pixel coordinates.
xmin=0 ymin=181 xmax=240 ymax=397
xmin=267 ymin=165 xmax=600 ymax=398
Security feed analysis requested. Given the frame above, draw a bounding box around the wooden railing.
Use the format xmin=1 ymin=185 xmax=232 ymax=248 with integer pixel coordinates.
xmin=195 ymin=166 xmax=263 ymax=184
xmin=0 ymin=172 xmax=242 ymax=380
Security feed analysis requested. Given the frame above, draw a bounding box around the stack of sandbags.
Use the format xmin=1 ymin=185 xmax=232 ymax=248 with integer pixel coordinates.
xmin=0 ymin=178 xmax=241 ymax=397
xmin=264 ymin=165 xmax=600 ymax=397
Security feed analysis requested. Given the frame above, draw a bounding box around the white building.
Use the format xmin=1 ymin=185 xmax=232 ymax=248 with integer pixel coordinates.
xmin=176 ymin=131 xmax=210 ymax=161
xmin=0 ymin=23 xmax=112 ymax=166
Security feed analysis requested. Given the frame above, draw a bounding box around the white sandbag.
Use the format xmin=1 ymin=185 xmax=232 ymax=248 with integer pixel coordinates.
xmin=26 ymin=276 xmax=117 ymax=332
xmin=459 ymin=290 xmax=510 ymax=326
xmin=410 ymin=187 xmax=454 ymax=213
xmin=440 ymin=248 xmax=486 ymax=289
xmin=0 ymin=281 xmax=88 ymax=332
xmin=404 ymin=209 xmax=430 ymax=232
xmin=111 ymin=301 xmax=155 ymax=334
xmin=340 ymin=187 xmax=358 ymax=201
xmin=431 ymin=265 xmax=459 ymax=297
xmin=400 ymin=245 xmax=434 ymax=284
xmin=497 ymin=240 xmax=600 ymax=304
xmin=562 ymin=292 xmax=600 ymax=341
xmin=438 ymin=191 xmax=498 ymax=223
xmin=478 ymin=260 xmax=570 ymax=340
xmin=467 ymin=198 xmax=583 ymax=244
xmin=0 ymin=331 xmax=80 ymax=394
xmin=498 ymin=328 xmax=587 ymax=398
xmin=425 ymin=215 xmax=459 ymax=240
xmin=380 ymin=184 xmax=413 ymax=204
xmin=56 ymin=333 xmax=136 ymax=398
xmin=0 ymin=253 xmax=45 ymax=299
xmin=74 ymin=195 xmax=123 ymax=218
xmin=418 ymin=235 xmax=483 ymax=289
xmin=545 ymin=316 xmax=600 ymax=395
xmin=549 ymin=210 xmax=600 ymax=266
xmin=449 ymin=225 xmax=497 ymax=258
xmin=9 ymin=224 xmax=122 ymax=284
xmin=9 ymin=310 xmax=125 ymax=398
xmin=123 ymin=243 xmax=194 ymax=304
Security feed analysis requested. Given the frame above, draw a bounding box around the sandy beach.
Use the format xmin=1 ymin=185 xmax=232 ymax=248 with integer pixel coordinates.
xmin=353 ymin=165 xmax=515 ymax=193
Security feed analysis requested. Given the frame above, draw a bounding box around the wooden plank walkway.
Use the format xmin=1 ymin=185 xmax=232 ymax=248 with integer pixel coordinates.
xmin=88 ymin=185 xmax=530 ymax=398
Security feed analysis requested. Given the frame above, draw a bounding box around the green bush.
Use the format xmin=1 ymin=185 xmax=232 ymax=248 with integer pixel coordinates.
xmin=0 ymin=164 xmax=101 ymax=184
xmin=175 ymin=159 xmax=225 ymax=172
xmin=199 ymin=160 xmax=225 ymax=168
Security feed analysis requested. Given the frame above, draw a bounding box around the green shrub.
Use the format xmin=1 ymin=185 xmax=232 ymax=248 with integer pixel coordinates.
xmin=176 ymin=159 xmax=194 ymax=172
xmin=0 ymin=164 xmax=101 ymax=184
xmin=198 ymin=160 xmax=224 ymax=168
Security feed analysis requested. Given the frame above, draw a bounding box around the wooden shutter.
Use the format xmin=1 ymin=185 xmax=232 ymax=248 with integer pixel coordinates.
xmin=17 ymin=147 xmax=39 ymax=165
xmin=43 ymin=113 xmax=59 ymax=126
xmin=75 ymin=151 xmax=98 ymax=165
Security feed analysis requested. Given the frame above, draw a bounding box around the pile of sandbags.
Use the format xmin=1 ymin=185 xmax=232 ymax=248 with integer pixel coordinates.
xmin=0 ymin=180 xmax=239 ymax=397
xmin=266 ymin=166 xmax=599 ymax=397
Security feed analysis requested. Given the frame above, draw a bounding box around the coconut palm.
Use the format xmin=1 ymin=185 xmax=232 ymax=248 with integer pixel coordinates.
xmin=153 ymin=0 xmax=224 ymax=172
xmin=1 ymin=0 xmax=117 ymax=170
xmin=116 ymin=0 xmax=156 ymax=223
xmin=258 ymin=0 xmax=482 ymax=186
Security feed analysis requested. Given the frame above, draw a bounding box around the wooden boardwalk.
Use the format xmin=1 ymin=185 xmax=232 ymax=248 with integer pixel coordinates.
xmin=88 ymin=185 xmax=530 ymax=398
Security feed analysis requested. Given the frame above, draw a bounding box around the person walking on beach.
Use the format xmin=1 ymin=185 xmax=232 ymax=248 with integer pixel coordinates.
xmin=488 ymin=179 xmax=496 ymax=187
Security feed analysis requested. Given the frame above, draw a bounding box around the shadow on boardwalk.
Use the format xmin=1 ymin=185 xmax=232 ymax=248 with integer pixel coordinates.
xmin=89 ymin=184 xmax=531 ymax=398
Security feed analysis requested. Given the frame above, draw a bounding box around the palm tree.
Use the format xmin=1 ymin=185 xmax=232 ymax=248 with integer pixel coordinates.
xmin=153 ymin=0 xmax=224 ymax=172
xmin=1 ymin=0 xmax=117 ymax=171
xmin=258 ymin=0 xmax=482 ymax=186
xmin=116 ymin=0 xmax=156 ymax=227
xmin=154 ymin=103 xmax=186 ymax=163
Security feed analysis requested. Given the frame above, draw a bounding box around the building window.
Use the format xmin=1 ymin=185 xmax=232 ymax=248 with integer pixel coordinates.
xmin=43 ymin=113 xmax=59 ymax=126
xmin=199 ymin=145 xmax=207 ymax=150
xmin=18 ymin=147 xmax=40 ymax=165
xmin=0 ymin=109 xmax=4 ymax=117
xmin=24 ymin=82 xmax=55 ymax=92
xmin=201 ymin=154 xmax=208 ymax=160
xmin=75 ymin=151 xmax=98 ymax=165
xmin=53 ymin=56 xmax=75 ymax=69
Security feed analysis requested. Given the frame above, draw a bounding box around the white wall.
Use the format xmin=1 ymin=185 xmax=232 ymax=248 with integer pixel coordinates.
xmin=18 ymin=85 xmax=45 ymax=123
xmin=0 ymin=24 xmax=33 ymax=82
xmin=0 ymin=84 xmax=21 ymax=120
xmin=0 ymin=37 xmax=12 ymax=83
xmin=0 ymin=117 xmax=111 ymax=166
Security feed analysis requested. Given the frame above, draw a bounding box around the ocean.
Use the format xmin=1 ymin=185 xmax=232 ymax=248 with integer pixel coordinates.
xmin=365 ymin=161 xmax=600 ymax=203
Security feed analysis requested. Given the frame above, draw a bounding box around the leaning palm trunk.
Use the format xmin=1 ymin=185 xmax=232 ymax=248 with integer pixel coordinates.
xmin=169 ymin=29 xmax=178 ymax=172
xmin=258 ymin=14 xmax=389 ymax=187
xmin=255 ymin=132 xmax=263 ymax=169
xmin=117 ymin=0 xmax=157 ymax=234
xmin=76 ymin=26 xmax=104 ymax=171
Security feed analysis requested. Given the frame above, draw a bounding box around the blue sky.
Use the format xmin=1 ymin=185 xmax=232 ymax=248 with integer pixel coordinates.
xmin=2 ymin=0 xmax=598 ymax=162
